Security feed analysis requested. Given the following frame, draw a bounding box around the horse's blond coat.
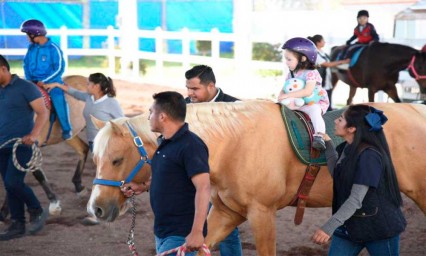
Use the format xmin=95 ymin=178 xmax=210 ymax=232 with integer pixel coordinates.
xmin=89 ymin=101 xmax=426 ymax=256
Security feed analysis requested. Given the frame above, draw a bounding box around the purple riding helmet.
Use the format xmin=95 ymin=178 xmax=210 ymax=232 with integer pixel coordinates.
xmin=20 ymin=19 xmax=47 ymax=36
xmin=282 ymin=37 xmax=317 ymax=65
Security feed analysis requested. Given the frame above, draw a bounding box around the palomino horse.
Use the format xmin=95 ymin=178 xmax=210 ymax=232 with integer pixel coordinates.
xmin=0 ymin=75 xmax=89 ymax=219
xmin=87 ymin=101 xmax=426 ymax=255
xmin=330 ymin=42 xmax=426 ymax=105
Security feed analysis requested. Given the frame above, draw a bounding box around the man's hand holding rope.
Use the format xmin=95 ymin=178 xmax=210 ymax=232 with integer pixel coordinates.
xmin=121 ymin=180 xmax=150 ymax=198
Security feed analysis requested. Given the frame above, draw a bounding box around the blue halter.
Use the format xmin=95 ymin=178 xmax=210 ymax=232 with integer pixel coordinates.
xmin=92 ymin=122 xmax=151 ymax=187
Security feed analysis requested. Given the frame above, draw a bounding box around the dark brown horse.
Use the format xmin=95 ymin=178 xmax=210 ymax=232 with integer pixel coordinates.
xmin=331 ymin=42 xmax=426 ymax=105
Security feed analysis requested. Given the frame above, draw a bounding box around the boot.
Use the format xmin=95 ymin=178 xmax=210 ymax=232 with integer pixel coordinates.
xmin=312 ymin=135 xmax=326 ymax=151
xmin=49 ymin=87 xmax=72 ymax=140
xmin=0 ymin=220 xmax=25 ymax=241
xmin=28 ymin=207 xmax=48 ymax=235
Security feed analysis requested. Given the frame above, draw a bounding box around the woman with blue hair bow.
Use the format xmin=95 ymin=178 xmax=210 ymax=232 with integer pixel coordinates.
xmin=312 ymin=105 xmax=406 ymax=256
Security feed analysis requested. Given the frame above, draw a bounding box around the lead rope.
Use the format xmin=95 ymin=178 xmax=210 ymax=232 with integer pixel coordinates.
xmin=127 ymin=194 xmax=139 ymax=256
xmin=0 ymin=138 xmax=42 ymax=172
xmin=126 ymin=195 xmax=211 ymax=256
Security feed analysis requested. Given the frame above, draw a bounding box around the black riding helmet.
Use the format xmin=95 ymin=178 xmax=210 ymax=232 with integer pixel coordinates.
xmin=357 ymin=10 xmax=369 ymax=18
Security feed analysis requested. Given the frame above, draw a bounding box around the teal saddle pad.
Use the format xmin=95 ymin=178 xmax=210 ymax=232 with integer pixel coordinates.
xmin=280 ymin=106 xmax=345 ymax=165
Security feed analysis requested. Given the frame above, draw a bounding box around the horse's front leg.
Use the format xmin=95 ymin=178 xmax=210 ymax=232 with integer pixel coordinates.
xmin=368 ymin=88 xmax=378 ymax=103
xmin=247 ymin=203 xmax=277 ymax=256
xmin=65 ymin=136 xmax=89 ymax=196
xmin=385 ymin=84 xmax=402 ymax=103
xmin=202 ymin=202 xmax=245 ymax=254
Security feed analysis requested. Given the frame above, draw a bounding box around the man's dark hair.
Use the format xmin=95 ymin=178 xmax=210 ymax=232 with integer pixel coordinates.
xmin=0 ymin=55 xmax=10 ymax=71
xmin=185 ymin=65 xmax=216 ymax=85
xmin=153 ymin=91 xmax=186 ymax=121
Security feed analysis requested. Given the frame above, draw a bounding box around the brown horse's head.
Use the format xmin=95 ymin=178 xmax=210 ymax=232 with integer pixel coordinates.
xmin=87 ymin=116 xmax=154 ymax=222
xmin=409 ymin=51 xmax=426 ymax=94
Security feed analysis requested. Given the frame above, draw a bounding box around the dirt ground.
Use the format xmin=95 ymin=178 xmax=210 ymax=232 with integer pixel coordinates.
xmin=0 ymin=79 xmax=425 ymax=256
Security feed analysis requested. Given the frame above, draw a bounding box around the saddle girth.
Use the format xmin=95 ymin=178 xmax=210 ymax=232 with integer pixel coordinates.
xmin=290 ymin=163 xmax=321 ymax=225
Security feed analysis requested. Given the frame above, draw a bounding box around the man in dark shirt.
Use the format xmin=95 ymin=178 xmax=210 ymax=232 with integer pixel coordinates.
xmin=185 ymin=65 xmax=243 ymax=256
xmin=122 ymin=91 xmax=210 ymax=255
xmin=185 ymin=65 xmax=238 ymax=103
xmin=0 ymin=54 xmax=49 ymax=241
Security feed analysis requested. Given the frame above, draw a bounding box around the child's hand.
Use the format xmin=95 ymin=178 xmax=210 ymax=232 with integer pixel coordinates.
xmin=278 ymin=95 xmax=288 ymax=101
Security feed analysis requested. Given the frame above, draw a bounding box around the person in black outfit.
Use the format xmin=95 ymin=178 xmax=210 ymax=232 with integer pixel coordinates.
xmin=312 ymin=105 xmax=406 ymax=256
xmin=185 ymin=65 xmax=243 ymax=256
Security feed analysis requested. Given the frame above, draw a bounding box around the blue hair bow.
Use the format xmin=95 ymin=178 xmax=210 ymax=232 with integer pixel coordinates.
xmin=365 ymin=107 xmax=388 ymax=132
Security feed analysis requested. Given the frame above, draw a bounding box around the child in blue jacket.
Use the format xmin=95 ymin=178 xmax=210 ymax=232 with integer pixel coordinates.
xmin=21 ymin=19 xmax=72 ymax=139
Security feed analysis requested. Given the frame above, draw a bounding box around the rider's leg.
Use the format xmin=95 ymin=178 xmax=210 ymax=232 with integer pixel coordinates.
xmin=49 ymin=87 xmax=72 ymax=140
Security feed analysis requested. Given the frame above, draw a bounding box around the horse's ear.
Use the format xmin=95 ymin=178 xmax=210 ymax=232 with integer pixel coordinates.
xmin=91 ymin=115 xmax=106 ymax=129
xmin=109 ymin=120 xmax=129 ymax=136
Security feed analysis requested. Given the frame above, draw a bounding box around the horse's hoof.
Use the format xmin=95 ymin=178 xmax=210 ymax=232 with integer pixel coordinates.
xmin=49 ymin=200 xmax=62 ymax=216
xmin=81 ymin=215 xmax=100 ymax=226
xmin=76 ymin=187 xmax=90 ymax=199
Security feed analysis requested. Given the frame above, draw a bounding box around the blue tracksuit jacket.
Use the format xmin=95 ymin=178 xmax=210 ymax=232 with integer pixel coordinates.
xmin=23 ymin=38 xmax=65 ymax=84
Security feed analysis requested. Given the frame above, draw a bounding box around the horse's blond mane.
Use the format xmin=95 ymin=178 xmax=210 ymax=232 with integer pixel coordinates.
xmin=93 ymin=100 xmax=273 ymax=157
xmin=185 ymin=100 xmax=269 ymax=143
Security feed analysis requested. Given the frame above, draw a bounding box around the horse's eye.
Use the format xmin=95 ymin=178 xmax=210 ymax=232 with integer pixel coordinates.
xmin=112 ymin=158 xmax=124 ymax=166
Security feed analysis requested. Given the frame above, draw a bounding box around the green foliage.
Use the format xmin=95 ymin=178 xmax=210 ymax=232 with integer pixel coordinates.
xmin=196 ymin=40 xmax=211 ymax=56
xmin=252 ymin=42 xmax=282 ymax=62
xmin=252 ymin=42 xmax=283 ymax=77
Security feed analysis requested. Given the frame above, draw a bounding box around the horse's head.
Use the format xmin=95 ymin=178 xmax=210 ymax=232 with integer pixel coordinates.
xmin=87 ymin=116 xmax=154 ymax=222
xmin=408 ymin=51 xmax=426 ymax=94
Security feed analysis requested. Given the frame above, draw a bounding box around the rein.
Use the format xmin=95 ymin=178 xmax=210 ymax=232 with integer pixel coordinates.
xmin=92 ymin=121 xmax=151 ymax=256
xmin=156 ymin=244 xmax=211 ymax=256
xmin=407 ymin=55 xmax=426 ymax=80
xmin=0 ymin=138 xmax=43 ymax=172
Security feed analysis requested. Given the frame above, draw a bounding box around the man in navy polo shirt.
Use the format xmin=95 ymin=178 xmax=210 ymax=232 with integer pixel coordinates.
xmin=0 ymin=54 xmax=49 ymax=240
xmin=122 ymin=91 xmax=210 ymax=255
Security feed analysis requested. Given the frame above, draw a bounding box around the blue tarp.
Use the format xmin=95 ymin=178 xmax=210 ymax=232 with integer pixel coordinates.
xmin=0 ymin=0 xmax=233 ymax=57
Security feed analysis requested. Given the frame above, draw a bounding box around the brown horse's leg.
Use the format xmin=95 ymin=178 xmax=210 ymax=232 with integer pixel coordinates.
xmin=32 ymin=169 xmax=62 ymax=215
xmin=1 ymin=170 xmax=62 ymax=217
xmin=65 ymin=136 xmax=89 ymax=194
xmin=331 ymin=71 xmax=339 ymax=90
xmin=32 ymin=169 xmax=58 ymax=202
xmin=247 ymin=204 xmax=277 ymax=256
xmin=368 ymin=88 xmax=377 ymax=103
xmin=0 ymin=198 xmax=9 ymax=221
xmin=347 ymin=86 xmax=357 ymax=105
xmin=385 ymin=85 xmax=402 ymax=103
xmin=204 ymin=204 xmax=245 ymax=252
